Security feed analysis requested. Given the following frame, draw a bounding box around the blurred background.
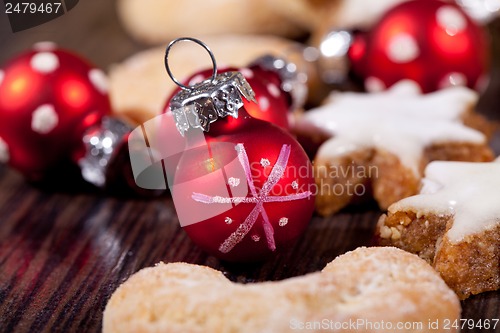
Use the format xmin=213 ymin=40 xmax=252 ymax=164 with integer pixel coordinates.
xmin=2 ymin=0 xmax=499 ymax=123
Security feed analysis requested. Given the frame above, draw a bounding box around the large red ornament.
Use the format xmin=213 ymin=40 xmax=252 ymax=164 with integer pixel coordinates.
xmin=161 ymin=38 xmax=315 ymax=262
xmin=0 ymin=43 xmax=110 ymax=180
xmin=175 ymin=108 xmax=315 ymax=262
xmin=348 ymin=0 xmax=490 ymax=92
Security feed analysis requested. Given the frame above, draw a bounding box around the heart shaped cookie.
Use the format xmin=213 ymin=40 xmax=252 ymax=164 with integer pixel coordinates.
xmin=103 ymin=247 xmax=460 ymax=333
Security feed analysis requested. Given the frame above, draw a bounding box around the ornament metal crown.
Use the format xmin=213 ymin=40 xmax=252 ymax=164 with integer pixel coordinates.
xmin=170 ymin=72 xmax=256 ymax=136
xmin=165 ymin=37 xmax=256 ymax=136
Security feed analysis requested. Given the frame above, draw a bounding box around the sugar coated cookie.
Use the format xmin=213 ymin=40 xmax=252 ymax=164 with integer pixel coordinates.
xmin=103 ymin=247 xmax=460 ymax=333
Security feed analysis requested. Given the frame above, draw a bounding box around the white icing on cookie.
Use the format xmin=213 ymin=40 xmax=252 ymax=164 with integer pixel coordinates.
xmin=389 ymin=159 xmax=500 ymax=243
xmin=297 ymin=80 xmax=484 ymax=175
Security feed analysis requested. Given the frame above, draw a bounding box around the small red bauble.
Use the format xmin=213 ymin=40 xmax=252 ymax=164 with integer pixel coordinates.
xmin=180 ymin=64 xmax=291 ymax=130
xmin=0 ymin=43 xmax=110 ymax=180
xmin=349 ymin=0 xmax=490 ymax=93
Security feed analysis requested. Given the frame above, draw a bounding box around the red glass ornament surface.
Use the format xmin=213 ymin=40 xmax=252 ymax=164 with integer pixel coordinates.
xmin=0 ymin=46 xmax=110 ymax=180
xmin=349 ymin=0 xmax=490 ymax=93
xmin=173 ymin=108 xmax=314 ymax=261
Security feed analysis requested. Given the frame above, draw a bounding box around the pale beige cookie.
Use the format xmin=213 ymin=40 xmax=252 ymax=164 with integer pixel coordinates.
xmin=103 ymin=247 xmax=460 ymax=333
xmin=266 ymin=0 xmax=407 ymax=45
xmin=109 ymin=34 xmax=310 ymax=124
xmin=293 ymin=80 xmax=494 ymax=216
xmin=377 ymin=159 xmax=500 ymax=299
xmin=117 ymin=0 xmax=304 ymax=45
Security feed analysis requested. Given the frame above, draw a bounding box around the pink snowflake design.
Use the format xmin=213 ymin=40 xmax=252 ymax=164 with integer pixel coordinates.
xmin=192 ymin=143 xmax=312 ymax=253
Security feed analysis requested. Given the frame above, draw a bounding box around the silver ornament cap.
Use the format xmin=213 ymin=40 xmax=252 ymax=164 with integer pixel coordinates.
xmin=79 ymin=117 xmax=131 ymax=187
xmin=166 ymin=37 xmax=256 ymax=136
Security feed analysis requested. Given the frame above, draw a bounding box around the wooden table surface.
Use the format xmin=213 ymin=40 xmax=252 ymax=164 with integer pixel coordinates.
xmin=0 ymin=1 xmax=499 ymax=332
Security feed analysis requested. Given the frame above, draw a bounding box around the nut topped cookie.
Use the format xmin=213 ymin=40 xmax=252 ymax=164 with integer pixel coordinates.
xmin=377 ymin=159 xmax=500 ymax=299
xmin=294 ymin=80 xmax=494 ymax=216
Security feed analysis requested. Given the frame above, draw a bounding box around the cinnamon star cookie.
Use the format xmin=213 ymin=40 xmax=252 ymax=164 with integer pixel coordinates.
xmin=294 ymin=80 xmax=493 ymax=216
xmin=378 ymin=158 xmax=500 ymax=299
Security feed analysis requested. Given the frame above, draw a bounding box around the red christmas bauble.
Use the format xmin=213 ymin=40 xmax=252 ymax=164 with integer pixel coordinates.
xmin=172 ymin=108 xmax=314 ymax=262
xmin=178 ymin=64 xmax=291 ymax=130
xmin=349 ymin=0 xmax=490 ymax=93
xmin=0 ymin=43 xmax=110 ymax=180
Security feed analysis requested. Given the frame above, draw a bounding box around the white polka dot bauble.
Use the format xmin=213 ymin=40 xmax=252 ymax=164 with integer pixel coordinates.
xmin=347 ymin=0 xmax=489 ymax=93
xmin=0 ymin=46 xmax=111 ymax=180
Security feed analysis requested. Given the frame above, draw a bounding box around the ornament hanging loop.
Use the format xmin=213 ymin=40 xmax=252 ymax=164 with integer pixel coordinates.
xmin=167 ymin=37 xmax=256 ymax=136
xmin=165 ymin=37 xmax=218 ymax=90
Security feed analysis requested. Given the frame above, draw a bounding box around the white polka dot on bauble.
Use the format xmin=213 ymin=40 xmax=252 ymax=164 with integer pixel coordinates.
xmin=438 ymin=72 xmax=467 ymax=89
xmin=436 ymin=6 xmax=467 ymax=35
xmin=31 ymin=104 xmax=59 ymax=134
xmin=33 ymin=41 xmax=57 ymax=52
xmin=387 ymin=33 xmax=420 ymax=64
xmin=31 ymin=52 xmax=59 ymax=74
xmin=365 ymin=77 xmax=386 ymax=92
xmin=258 ymin=96 xmax=270 ymax=112
xmin=0 ymin=137 xmax=10 ymax=163
xmin=240 ymin=68 xmax=254 ymax=79
xmin=267 ymin=83 xmax=281 ymax=98
xmin=89 ymin=69 xmax=108 ymax=94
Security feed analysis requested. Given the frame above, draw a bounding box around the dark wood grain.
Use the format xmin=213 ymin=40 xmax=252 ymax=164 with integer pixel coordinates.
xmin=0 ymin=1 xmax=499 ymax=333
